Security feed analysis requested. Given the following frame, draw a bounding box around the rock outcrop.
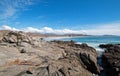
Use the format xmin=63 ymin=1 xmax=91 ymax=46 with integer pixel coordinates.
xmin=99 ymin=44 xmax=120 ymax=76
xmin=0 ymin=31 xmax=100 ymax=76
xmin=2 ymin=31 xmax=33 ymax=45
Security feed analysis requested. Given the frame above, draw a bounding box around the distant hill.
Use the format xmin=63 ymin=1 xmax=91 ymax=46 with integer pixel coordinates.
xmin=102 ymin=35 xmax=119 ymax=36
xmin=27 ymin=32 xmax=89 ymax=37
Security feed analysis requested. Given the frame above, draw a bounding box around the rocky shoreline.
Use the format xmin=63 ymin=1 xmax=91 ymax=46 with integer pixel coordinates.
xmin=99 ymin=44 xmax=120 ymax=76
xmin=0 ymin=31 xmax=101 ymax=76
xmin=2 ymin=31 xmax=120 ymax=76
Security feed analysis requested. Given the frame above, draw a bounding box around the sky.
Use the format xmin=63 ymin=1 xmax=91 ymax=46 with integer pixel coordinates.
xmin=0 ymin=0 xmax=120 ymax=35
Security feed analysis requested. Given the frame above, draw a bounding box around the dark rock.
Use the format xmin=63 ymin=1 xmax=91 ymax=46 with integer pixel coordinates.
xmin=20 ymin=49 xmax=26 ymax=53
xmin=80 ymin=53 xmax=100 ymax=74
xmin=81 ymin=43 xmax=88 ymax=47
xmin=100 ymin=44 xmax=120 ymax=76
xmin=26 ymin=70 xmax=33 ymax=74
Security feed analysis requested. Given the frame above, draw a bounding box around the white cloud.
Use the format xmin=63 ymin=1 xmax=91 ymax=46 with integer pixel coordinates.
xmin=0 ymin=22 xmax=120 ymax=35
xmin=2 ymin=25 xmax=19 ymax=31
xmin=0 ymin=0 xmax=35 ymax=20
xmin=24 ymin=27 xmax=42 ymax=33
xmin=0 ymin=25 xmax=84 ymax=34
xmin=1 ymin=6 xmax=16 ymax=19
xmin=42 ymin=27 xmax=54 ymax=33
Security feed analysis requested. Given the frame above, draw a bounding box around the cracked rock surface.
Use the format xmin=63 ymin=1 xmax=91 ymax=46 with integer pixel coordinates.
xmin=0 ymin=31 xmax=100 ymax=76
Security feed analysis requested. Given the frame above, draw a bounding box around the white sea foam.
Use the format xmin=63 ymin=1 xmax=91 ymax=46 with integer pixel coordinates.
xmin=76 ymin=42 xmax=104 ymax=51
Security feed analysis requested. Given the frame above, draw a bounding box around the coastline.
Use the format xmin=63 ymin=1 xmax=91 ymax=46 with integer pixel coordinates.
xmin=0 ymin=31 xmax=119 ymax=76
xmin=44 ymin=36 xmax=105 ymax=52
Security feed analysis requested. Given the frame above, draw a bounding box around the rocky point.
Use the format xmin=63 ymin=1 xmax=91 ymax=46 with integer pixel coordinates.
xmin=0 ymin=31 xmax=100 ymax=76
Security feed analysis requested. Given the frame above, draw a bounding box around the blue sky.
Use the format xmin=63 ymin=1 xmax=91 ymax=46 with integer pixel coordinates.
xmin=0 ymin=0 xmax=120 ymax=35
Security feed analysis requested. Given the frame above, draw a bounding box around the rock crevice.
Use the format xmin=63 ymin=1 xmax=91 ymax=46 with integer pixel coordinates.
xmin=99 ymin=44 xmax=120 ymax=76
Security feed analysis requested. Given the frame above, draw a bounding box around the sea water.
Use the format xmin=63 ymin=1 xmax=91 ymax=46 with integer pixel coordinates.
xmin=44 ymin=36 xmax=120 ymax=76
xmin=45 ymin=36 xmax=120 ymax=51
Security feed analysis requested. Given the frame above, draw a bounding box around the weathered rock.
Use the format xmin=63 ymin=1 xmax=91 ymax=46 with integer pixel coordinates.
xmin=15 ymin=57 xmax=94 ymax=76
xmin=0 ymin=32 xmax=100 ymax=76
xmin=51 ymin=41 xmax=100 ymax=74
xmin=18 ymin=42 xmax=31 ymax=47
xmin=79 ymin=53 xmax=100 ymax=74
xmin=100 ymin=44 xmax=120 ymax=76
xmin=2 ymin=31 xmax=33 ymax=46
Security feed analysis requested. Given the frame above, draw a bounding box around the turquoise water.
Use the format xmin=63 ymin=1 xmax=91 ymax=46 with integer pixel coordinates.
xmin=45 ymin=36 xmax=120 ymax=52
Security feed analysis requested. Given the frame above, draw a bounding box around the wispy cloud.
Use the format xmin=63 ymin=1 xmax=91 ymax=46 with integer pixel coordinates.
xmin=1 ymin=22 xmax=120 ymax=35
xmin=83 ymin=22 xmax=120 ymax=35
xmin=0 ymin=0 xmax=35 ymax=20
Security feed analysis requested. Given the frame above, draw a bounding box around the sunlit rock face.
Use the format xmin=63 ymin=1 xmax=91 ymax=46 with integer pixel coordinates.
xmin=0 ymin=31 xmax=100 ymax=76
xmin=2 ymin=31 xmax=33 ymax=45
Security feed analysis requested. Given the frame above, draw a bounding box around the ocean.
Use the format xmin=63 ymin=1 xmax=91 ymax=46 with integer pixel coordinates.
xmin=45 ymin=36 xmax=120 ymax=52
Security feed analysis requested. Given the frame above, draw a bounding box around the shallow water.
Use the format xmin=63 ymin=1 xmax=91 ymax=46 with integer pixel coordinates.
xmin=97 ymin=51 xmax=106 ymax=76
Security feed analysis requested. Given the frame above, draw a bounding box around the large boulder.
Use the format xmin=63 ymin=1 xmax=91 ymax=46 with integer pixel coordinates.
xmin=1 ymin=31 xmax=33 ymax=46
